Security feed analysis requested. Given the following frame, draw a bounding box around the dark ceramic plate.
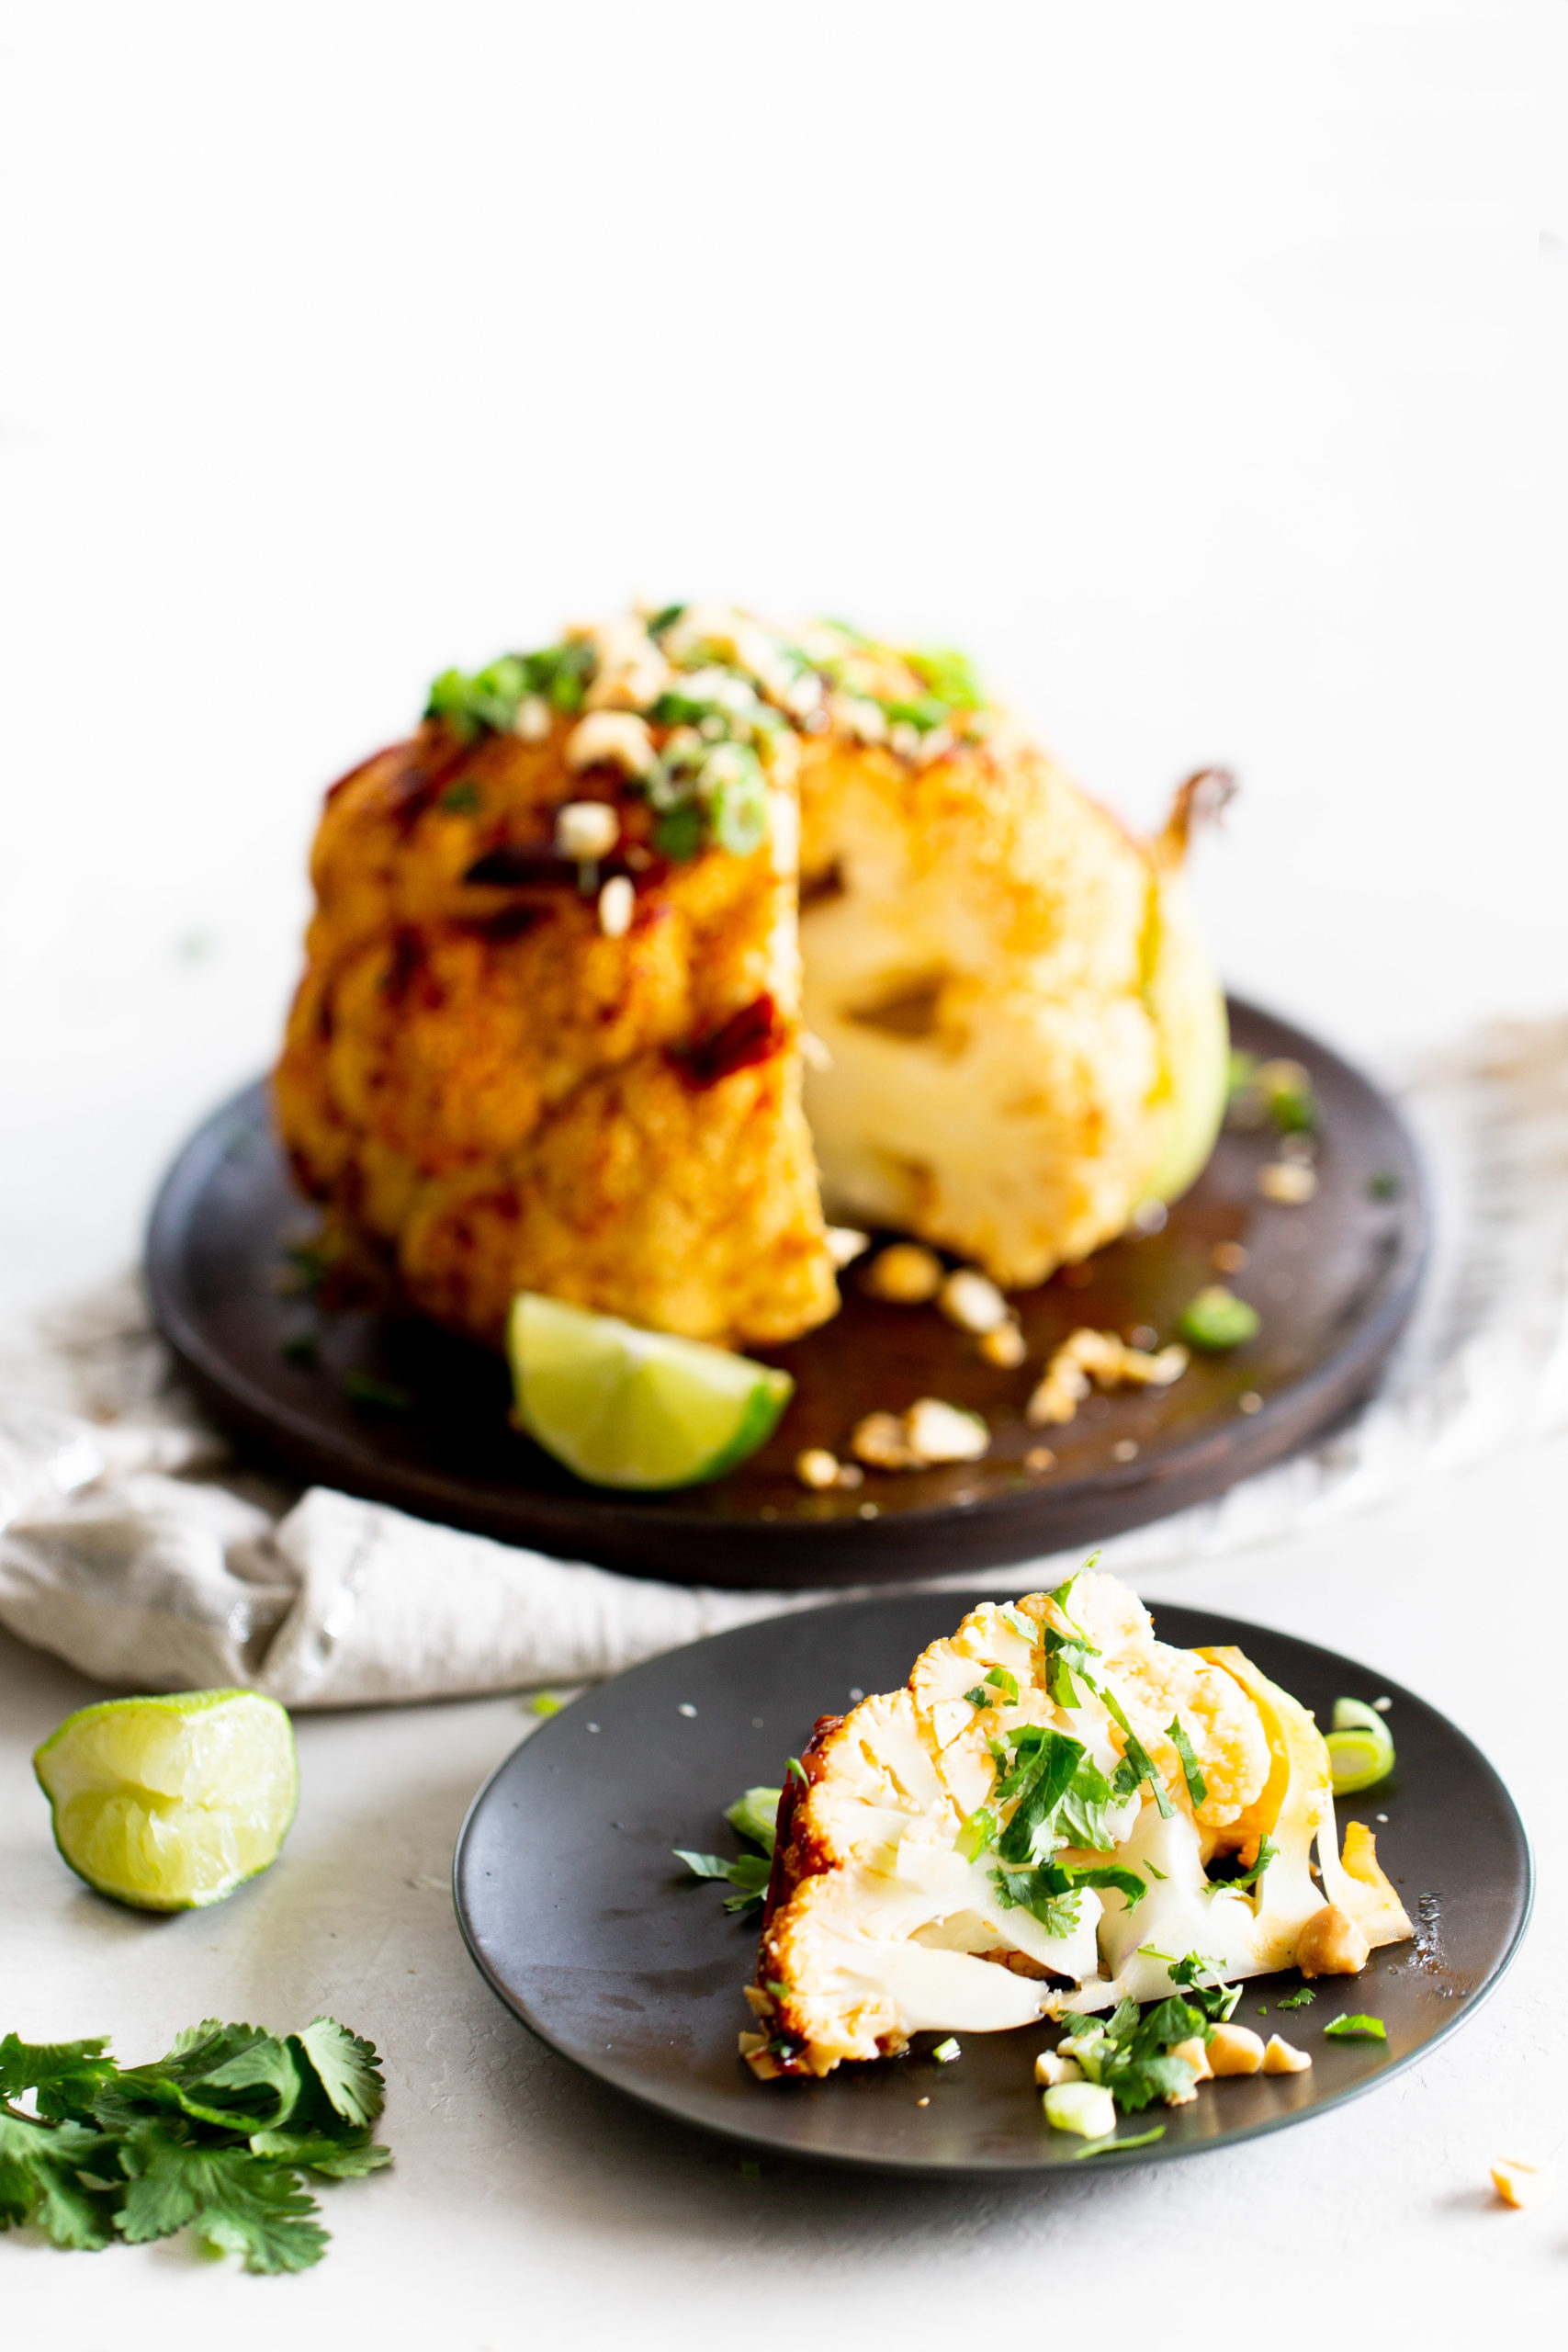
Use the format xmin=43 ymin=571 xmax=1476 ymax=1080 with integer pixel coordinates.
xmin=146 ymin=999 xmax=1427 ymax=1586
xmin=454 ymin=1592 xmax=1530 ymax=2176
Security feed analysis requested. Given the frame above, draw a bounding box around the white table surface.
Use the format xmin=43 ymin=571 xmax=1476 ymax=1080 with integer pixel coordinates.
xmin=3 ymin=4 xmax=1564 ymax=2339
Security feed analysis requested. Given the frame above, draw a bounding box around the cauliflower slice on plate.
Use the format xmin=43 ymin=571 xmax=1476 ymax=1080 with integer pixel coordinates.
xmin=744 ymin=1572 xmax=1413 ymax=2078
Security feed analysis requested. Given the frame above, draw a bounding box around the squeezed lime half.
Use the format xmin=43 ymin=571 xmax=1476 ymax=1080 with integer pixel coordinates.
xmin=1326 ymin=1696 xmax=1395 ymax=1794
xmin=508 ymin=1294 xmax=793 ymax=1489
xmin=34 ymin=1689 xmax=298 ymax=1912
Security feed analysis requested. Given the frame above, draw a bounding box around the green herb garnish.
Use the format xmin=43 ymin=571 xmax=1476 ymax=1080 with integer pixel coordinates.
xmin=905 ymin=645 xmax=985 ymax=711
xmin=1166 ymin=1716 xmax=1208 ymax=1807
xmin=1177 ymin=1285 xmax=1261 ymax=1351
xmin=1276 ymin=1985 xmax=1316 ymax=2010
xmin=672 ymin=1849 xmax=773 ymax=1914
xmin=0 ymin=2018 xmax=389 ymax=2271
xmin=1323 ymin=2012 xmax=1387 ymax=2041
xmin=1204 ymin=1838 xmax=1278 ymax=1896
xmin=930 ymin=2037 xmax=961 ymax=2064
xmin=439 ymin=781 xmax=481 ymax=814
xmin=343 ymin=1370 xmax=412 ymax=1413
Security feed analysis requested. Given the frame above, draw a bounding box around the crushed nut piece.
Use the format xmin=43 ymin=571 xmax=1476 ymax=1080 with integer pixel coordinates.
xmin=978 ymin=1319 xmax=1027 ymax=1368
xmin=597 ymin=875 xmax=635 ymax=939
xmin=1491 ymin=2158 xmax=1549 ymax=2210
xmin=861 ymin=1242 xmax=943 ymax=1305
xmin=903 ymin=1397 xmax=989 ymax=1464
xmin=824 ymin=1225 xmax=870 ymax=1269
xmin=851 ymin=1411 xmax=919 ymax=1470
xmin=555 ymin=800 xmax=620 ymax=860
xmin=1206 ymin=2023 xmax=1265 ymax=2076
xmin=851 ymin=1399 xmax=989 ymax=1471
xmin=1258 ymin=1160 xmax=1318 ymax=1205
xmin=1262 ymin=2034 xmax=1312 ymax=2075
xmin=938 ymin=1269 xmax=1010 ymax=1334
xmin=1294 ymin=1903 xmax=1370 ymax=1977
xmin=1170 ymin=2036 xmax=1213 ymax=2083
xmin=1027 ymin=1329 xmax=1189 ymax=1426
xmin=795 ymin=1447 xmax=841 ymax=1491
xmin=513 ymin=695 xmax=552 ymax=742
xmin=565 ymin=709 xmax=656 ymax=778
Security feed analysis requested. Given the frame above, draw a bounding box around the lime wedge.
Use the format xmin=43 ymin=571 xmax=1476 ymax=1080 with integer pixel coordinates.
xmin=34 ymin=1689 xmax=298 ymax=1912
xmin=508 ymin=1294 xmax=793 ymax=1489
xmin=1325 ymin=1696 xmax=1395 ymax=1794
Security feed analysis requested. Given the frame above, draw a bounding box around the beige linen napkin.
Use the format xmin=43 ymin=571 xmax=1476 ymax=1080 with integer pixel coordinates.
xmin=3 ymin=1018 xmax=1565 ymax=1709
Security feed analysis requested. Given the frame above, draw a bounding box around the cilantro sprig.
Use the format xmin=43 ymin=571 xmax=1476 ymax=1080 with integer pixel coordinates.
xmin=0 ymin=2017 xmax=389 ymax=2272
xmin=676 ymin=1782 xmax=783 ymax=1914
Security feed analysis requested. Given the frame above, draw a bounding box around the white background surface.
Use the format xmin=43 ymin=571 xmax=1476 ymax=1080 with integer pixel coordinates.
xmin=2 ymin=2 xmax=1564 ymax=2342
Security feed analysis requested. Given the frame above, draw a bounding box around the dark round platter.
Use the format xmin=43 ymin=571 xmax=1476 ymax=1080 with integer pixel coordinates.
xmin=453 ymin=1591 xmax=1531 ymax=2176
xmin=145 ymin=998 xmax=1427 ymax=1587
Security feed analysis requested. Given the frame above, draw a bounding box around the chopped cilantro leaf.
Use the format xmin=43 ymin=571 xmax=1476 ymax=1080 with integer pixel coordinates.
xmin=0 ymin=2016 xmax=388 ymax=2270
xmin=644 ymin=603 xmax=687 ymax=637
xmin=1166 ymin=1715 xmax=1208 ymax=1807
xmin=1104 ymin=1715 xmax=1175 ymax=1819
xmin=1204 ymin=1837 xmax=1278 ymax=1896
xmin=672 ymin=1849 xmax=771 ymax=1913
xmin=997 ymin=1604 xmax=1036 ymax=1645
xmin=985 ymin=1666 xmax=1020 ymax=1705
xmin=905 ymin=645 xmax=986 ymax=711
xmin=1276 ymin=1986 xmax=1316 ymax=2010
xmin=1323 ymin=2013 xmax=1386 ymax=2041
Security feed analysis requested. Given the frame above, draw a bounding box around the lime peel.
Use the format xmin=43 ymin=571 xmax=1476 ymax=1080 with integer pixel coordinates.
xmin=508 ymin=1293 xmax=793 ymax=1490
xmin=33 ymin=1689 xmax=298 ymax=1913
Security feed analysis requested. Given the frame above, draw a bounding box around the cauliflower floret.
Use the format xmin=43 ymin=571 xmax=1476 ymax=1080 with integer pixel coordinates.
xmin=1069 ymin=1572 xmax=1271 ymax=1831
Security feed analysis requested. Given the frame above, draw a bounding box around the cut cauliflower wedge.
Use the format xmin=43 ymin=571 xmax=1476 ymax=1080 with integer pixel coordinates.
xmin=744 ymin=1572 xmax=1413 ymax=2079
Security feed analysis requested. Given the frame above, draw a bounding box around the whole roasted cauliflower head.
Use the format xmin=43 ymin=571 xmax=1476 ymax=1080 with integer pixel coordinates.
xmin=276 ymin=605 xmax=1228 ymax=1351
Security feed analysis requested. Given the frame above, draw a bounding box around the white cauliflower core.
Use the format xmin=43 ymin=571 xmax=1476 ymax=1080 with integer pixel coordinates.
xmin=745 ymin=1573 xmax=1413 ymax=2079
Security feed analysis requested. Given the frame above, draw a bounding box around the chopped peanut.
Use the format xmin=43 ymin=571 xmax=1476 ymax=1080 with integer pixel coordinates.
xmin=903 ymin=1398 xmax=989 ymax=1464
xmin=851 ymin=1411 xmax=919 ymax=1470
xmin=1258 ymin=1161 xmax=1318 ymax=1205
xmin=1262 ymin=2034 xmax=1312 ymax=2075
xmin=1027 ymin=1329 xmax=1189 ymax=1426
xmin=795 ymin=1448 xmax=841 ymax=1491
xmin=861 ymin=1243 xmax=943 ymax=1305
xmin=939 ymin=1269 xmax=1010 ymax=1333
xmin=1170 ymin=2036 xmax=1213 ymax=2082
xmin=1205 ymin=2024 xmax=1265 ymax=2076
xmin=554 ymin=800 xmax=620 ymax=860
xmin=1491 ymin=2159 xmax=1549 ymax=2210
xmin=978 ymin=1320 xmax=1027 ymax=1368
xmin=1294 ymin=1903 xmax=1370 ymax=1978
xmin=824 ymin=1225 xmax=870 ymax=1269
xmin=564 ymin=709 xmax=656 ymax=778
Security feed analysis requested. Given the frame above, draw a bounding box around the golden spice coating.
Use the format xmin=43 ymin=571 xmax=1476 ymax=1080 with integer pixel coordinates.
xmin=276 ymin=605 xmax=1228 ymax=1352
xmin=276 ymin=693 xmax=837 ymax=1350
